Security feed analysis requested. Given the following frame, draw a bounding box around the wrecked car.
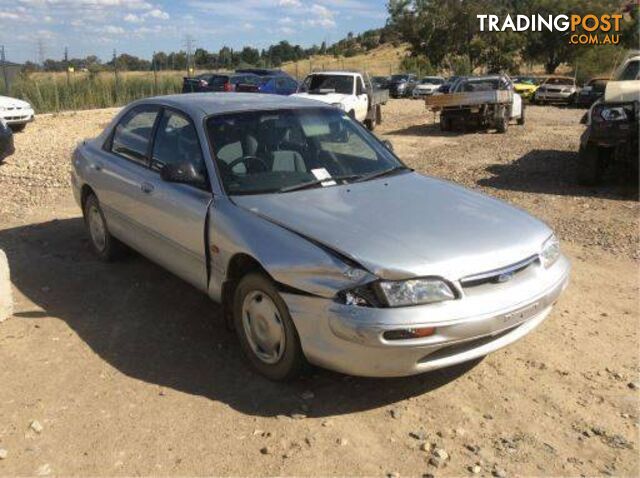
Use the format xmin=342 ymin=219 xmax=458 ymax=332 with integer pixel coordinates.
xmin=71 ymin=93 xmax=570 ymax=380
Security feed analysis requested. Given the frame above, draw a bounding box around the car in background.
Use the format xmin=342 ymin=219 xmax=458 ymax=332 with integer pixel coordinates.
xmin=576 ymin=77 xmax=609 ymax=108
xmin=235 ymin=68 xmax=292 ymax=78
xmin=534 ymin=77 xmax=578 ymax=105
xmin=512 ymin=76 xmax=542 ymax=102
xmin=435 ymin=76 xmax=461 ymax=95
xmin=372 ymin=76 xmax=390 ymax=90
xmin=388 ymin=73 xmax=418 ymax=98
xmin=0 ymin=95 xmax=35 ymax=132
xmin=412 ymin=76 xmax=445 ymax=98
xmin=0 ymin=118 xmax=14 ymax=162
xmin=235 ymin=75 xmax=298 ymax=95
xmin=578 ymin=52 xmax=639 ymax=185
xmin=182 ymin=73 xmax=260 ymax=93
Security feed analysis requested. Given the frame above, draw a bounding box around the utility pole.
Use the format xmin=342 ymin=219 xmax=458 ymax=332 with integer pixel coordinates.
xmin=0 ymin=46 xmax=8 ymax=94
xmin=113 ymin=49 xmax=119 ymax=103
xmin=64 ymin=46 xmax=70 ymax=86
xmin=183 ymin=34 xmax=195 ymax=74
xmin=152 ymin=50 xmax=158 ymax=94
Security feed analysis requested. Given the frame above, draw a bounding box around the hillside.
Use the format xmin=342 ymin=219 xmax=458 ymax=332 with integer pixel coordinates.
xmin=281 ymin=43 xmax=410 ymax=78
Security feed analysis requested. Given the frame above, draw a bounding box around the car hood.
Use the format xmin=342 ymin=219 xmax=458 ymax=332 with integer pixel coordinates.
xmin=292 ymin=92 xmax=351 ymax=105
xmin=514 ymin=84 xmax=537 ymax=91
xmin=0 ymin=95 xmax=31 ymax=108
xmin=605 ymin=80 xmax=640 ymax=102
xmin=232 ymin=173 xmax=551 ymax=281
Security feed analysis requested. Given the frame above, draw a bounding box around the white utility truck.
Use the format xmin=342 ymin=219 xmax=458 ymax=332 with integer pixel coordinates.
xmin=293 ymin=71 xmax=389 ymax=130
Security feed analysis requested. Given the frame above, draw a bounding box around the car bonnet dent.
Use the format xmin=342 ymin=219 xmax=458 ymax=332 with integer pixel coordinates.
xmin=232 ymin=173 xmax=552 ymax=281
xmin=208 ymin=198 xmax=377 ymax=301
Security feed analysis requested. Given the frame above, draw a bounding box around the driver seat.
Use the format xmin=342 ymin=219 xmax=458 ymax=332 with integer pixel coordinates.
xmin=258 ymin=120 xmax=306 ymax=173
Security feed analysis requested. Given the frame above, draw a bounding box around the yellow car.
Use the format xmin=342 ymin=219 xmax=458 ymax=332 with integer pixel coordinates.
xmin=512 ymin=76 xmax=541 ymax=102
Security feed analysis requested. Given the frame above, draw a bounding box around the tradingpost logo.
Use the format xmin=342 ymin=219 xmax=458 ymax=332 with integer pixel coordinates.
xmin=477 ymin=14 xmax=623 ymax=45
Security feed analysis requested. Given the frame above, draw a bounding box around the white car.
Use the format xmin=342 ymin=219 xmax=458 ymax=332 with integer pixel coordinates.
xmin=412 ymin=76 xmax=445 ymax=98
xmin=0 ymin=95 xmax=35 ymax=132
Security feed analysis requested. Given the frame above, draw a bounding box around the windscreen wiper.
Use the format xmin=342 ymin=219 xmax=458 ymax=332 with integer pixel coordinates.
xmin=278 ymin=174 xmax=361 ymax=193
xmin=353 ymin=166 xmax=412 ymax=183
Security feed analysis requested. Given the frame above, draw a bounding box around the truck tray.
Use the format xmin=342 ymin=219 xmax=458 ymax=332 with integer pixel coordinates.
xmin=426 ymin=90 xmax=513 ymax=109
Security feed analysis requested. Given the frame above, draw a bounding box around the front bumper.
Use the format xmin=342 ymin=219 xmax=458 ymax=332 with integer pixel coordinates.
xmin=535 ymin=91 xmax=574 ymax=103
xmin=283 ymin=255 xmax=570 ymax=377
xmin=0 ymin=109 xmax=35 ymax=125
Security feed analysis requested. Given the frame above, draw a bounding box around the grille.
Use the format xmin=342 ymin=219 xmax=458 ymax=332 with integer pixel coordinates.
xmin=460 ymin=255 xmax=539 ymax=288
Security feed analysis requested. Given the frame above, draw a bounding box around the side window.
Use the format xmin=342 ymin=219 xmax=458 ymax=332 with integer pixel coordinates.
xmin=111 ymin=107 xmax=159 ymax=164
xmin=619 ymin=60 xmax=639 ymax=81
xmin=287 ymin=79 xmax=298 ymax=90
xmin=152 ymin=110 xmax=204 ymax=174
xmin=276 ymin=78 xmax=287 ymax=89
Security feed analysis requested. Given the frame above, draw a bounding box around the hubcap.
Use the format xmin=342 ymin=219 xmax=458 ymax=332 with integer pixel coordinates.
xmin=88 ymin=205 xmax=107 ymax=252
xmin=241 ymin=290 xmax=285 ymax=364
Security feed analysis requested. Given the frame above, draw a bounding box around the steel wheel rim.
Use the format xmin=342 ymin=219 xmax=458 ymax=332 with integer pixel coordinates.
xmin=88 ymin=205 xmax=107 ymax=252
xmin=241 ymin=290 xmax=285 ymax=364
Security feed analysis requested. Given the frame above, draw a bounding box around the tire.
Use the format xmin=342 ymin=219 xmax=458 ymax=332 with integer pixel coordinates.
xmin=577 ymin=144 xmax=603 ymax=186
xmin=10 ymin=123 xmax=26 ymax=133
xmin=517 ymin=104 xmax=526 ymax=126
xmin=82 ymin=194 xmax=123 ymax=262
xmin=348 ymin=110 xmax=356 ymax=120
xmin=496 ymin=108 xmax=509 ymax=133
xmin=364 ymin=118 xmax=376 ymax=131
xmin=440 ymin=116 xmax=451 ymax=131
xmin=233 ymin=272 xmax=306 ymax=381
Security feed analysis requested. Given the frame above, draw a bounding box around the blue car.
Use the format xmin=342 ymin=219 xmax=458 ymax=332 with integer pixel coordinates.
xmin=235 ymin=75 xmax=299 ymax=95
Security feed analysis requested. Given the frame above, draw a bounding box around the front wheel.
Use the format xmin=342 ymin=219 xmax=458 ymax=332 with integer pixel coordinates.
xmin=233 ymin=272 xmax=306 ymax=381
xmin=517 ymin=104 xmax=526 ymax=125
xmin=496 ymin=108 xmax=509 ymax=133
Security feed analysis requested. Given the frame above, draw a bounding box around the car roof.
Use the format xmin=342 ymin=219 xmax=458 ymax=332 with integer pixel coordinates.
xmin=133 ymin=92 xmax=332 ymax=118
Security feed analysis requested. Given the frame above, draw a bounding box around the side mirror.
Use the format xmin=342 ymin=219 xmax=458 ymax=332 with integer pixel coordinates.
xmin=382 ymin=140 xmax=394 ymax=152
xmin=160 ymin=162 xmax=207 ymax=188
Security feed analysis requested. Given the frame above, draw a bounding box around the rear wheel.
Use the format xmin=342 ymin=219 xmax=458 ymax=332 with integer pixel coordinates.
xmin=496 ymin=108 xmax=509 ymax=133
xmin=440 ymin=115 xmax=452 ymax=131
xmin=82 ymin=194 xmax=123 ymax=262
xmin=233 ymin=272 xmax=306 ymax=381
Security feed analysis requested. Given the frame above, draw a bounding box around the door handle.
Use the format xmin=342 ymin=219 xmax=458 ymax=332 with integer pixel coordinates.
xmin=140 ymin=182 xmax=155 ymax=194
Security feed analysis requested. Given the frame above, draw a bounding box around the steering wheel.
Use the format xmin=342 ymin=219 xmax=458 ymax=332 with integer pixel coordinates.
xmin=227 ymin=155 xmax=269 ymax=173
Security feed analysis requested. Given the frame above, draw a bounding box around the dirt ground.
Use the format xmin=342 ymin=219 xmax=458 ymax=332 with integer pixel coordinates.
xmin=0 ymin=101 xmax=638 ymax=477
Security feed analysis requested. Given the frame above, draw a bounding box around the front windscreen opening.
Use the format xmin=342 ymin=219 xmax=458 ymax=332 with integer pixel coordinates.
xmin=207 ymin=108 xmax=404 ymax=196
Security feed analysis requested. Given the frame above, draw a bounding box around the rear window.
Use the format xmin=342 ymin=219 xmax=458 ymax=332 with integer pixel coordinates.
xmin=391 ymin=75 xmax=409 ymax=81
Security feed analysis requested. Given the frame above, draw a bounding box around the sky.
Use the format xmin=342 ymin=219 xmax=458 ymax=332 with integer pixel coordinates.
xmin=0 ymin=0 xmax=389 ymax=64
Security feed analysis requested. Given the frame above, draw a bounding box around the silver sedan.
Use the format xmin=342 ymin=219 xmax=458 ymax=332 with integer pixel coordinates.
xmin=71 ymin=93 xmax=570 ymax=380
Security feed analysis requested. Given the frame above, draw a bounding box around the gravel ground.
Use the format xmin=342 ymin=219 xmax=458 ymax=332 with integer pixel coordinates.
xmin=0 ymin=100 xmax=638 ymax=476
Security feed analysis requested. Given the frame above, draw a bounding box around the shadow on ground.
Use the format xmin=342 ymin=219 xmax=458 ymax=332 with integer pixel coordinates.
xmin=478 ymin=149 xmax=639 ymax=201
xmin=0 ymin=218 xmax=478 ymax=418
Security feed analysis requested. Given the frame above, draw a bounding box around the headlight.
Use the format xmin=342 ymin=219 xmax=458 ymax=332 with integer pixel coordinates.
xmin=331 ymin=102 xmax=346 ymax=110
xmin=596 ymin=105 xmax=630 ymax=122
xmin=540 ymin=235 xmax=561 ymax=268
xmin=378 ymin=278 xmax=455 ymax=307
